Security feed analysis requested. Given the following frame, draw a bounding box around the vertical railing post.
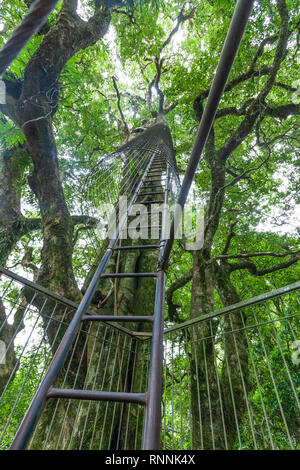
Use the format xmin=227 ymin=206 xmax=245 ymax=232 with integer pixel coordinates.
xmin=143 ymin=269 xmax=166 ymax=449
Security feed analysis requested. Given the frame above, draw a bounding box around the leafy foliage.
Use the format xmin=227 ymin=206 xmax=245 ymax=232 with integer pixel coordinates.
xmin=0 ymin=0 xmax=299 ymax=450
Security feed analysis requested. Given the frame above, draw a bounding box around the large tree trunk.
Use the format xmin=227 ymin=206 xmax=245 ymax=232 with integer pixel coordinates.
xmin=189 ymin=255 xmax=250 ymax=449
xmin=29 ymin=124 xmax=172 ymax=449
xmin=188 ymin=131 xmax=250 ymax=448
xmin=25 ymin=117 xmax=79 ymax=300
xmin=215 ymin=262 xmax=249 ymax=449
xmin=0 ymin=1 xmax=111 ymax=300
xmin=0 ymin=2 xmax=114 ymax=448
xmin=189 ymin=252 xmax=225 ymax=449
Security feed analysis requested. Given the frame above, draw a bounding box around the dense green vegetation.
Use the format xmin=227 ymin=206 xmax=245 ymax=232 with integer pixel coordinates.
xmin=0 ymin=0 xmax=299 ymax=450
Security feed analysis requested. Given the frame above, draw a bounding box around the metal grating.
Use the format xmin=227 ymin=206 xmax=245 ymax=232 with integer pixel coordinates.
xmin=80 ymin=127 xmax=180 ymax=263
xmin=1 ymin=266 xmax=299 ymax=450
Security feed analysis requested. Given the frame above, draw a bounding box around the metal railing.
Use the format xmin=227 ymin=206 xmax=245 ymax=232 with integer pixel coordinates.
xmin=162 ymin=282 xmax=300 ymax=450
xmin=0 ymin=267 xmax=151 ymax=450
xmin=1 ymin=266 xmax=299 ymax=450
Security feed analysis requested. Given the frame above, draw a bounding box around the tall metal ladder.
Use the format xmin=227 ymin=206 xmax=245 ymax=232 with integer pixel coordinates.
xmin=11 ymin=148 xmax=172 ymax=450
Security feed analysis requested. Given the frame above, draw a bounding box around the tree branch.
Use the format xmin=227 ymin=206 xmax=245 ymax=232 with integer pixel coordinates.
xmin=216 ymin=102 xmax=300 ymax=120
xmin=166 ymin=269 xmax=193 ymax=321
xmin=71 ymin=215 xmax=98 ymax=226
xmin=217 ymin=0 xmax=290 ymax=162
xmin=112 ymin=75 xmax=129 ymax=134
xmin=160 ymin=4 xmax=195 ymax=52
xmin=223 ymin=152 xmax=270 ymax=189
xmin=217 ymin=250 xmax=300 ymax=260
xmin=72 ymin=216 xmax=98 ymax=246
xmin=228 ymin=255 xmax=300 ymax=275
xmin=194 ymin=34 xmax=279 ymax=107
xmin=146 ymin=3 xmax=195 ymax=115
xmin=222 ymin=220 xmax=237 ymax=255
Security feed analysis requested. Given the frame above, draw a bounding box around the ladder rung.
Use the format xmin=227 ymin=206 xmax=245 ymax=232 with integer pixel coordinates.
xmin=144 ymin=179 xmax=165 ymax=182
xmin=113 ymin=244 xmax=160 ymax=250
xmin=142 ymin=200 xmax=164 ymax=205
xmin=82 ymin=315 xmax=154 ymax=323
xmin=47 ymin=388 xmax=147 ymax=405
xmin=121 ymin=225 xmax=162 ymax=231
xmin=137 ymin=192 xmax=164 ymax=196
xmin=141 ymin=185 xmax=163 ymax=189
xmin=100 ymin=272 xmax=157 ymax=278
xmin=132 ymin=211 xmax=162 ymax=216
xmin=144 ymin=176 xmax=165 ymax=179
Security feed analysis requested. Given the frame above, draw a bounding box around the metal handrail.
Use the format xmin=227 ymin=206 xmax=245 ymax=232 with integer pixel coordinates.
xmin=164 ymin=281 xmax=300 ymax=334
xmin=159 ymin=0 xmax=255 ymax=267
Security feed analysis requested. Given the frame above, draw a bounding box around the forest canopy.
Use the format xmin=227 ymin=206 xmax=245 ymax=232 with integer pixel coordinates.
xmin=0 ymin=0 xmax=299 ymax=451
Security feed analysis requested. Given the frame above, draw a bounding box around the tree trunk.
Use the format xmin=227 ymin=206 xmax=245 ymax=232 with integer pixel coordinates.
xmin=30 ymin=124 xmax=172 ymax=449
xmin=189 ymin=255 xmax=250 ymax=449
xmin=189 ymin=252 xmax=225 ymax=449
xmin=215 ymin=262 xmax=249 ymax=449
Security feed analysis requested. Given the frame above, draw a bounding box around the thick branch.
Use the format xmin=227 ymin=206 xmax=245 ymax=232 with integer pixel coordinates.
xmin=160 ymin=4 xmax=195 ymax=52
xmin=216 ymin=102 xmax=300 ymax=120
xmin=217 ymin=0 xmax=290 ymax=162
xmin=166 ymin=269 xmax=193 ymax=321
xmin=71 ymin=215 xmax=98 ymax=226
xmin=201 ymin=65 xmax=272 ymax=105
xmin=228 ymin=255 xmax=300 ymax=275
xmin=217 ymin=250 xmax=300 ymax=260
xmin=0 ymin=218 xmax=41 ymax=266
xmin=222 ymin=221 xmax=237 ymax=255
xmin=146 ymin=4 xmax=194 ymax=115
xmin=194 ymin=34 xmax=278 ymax=108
